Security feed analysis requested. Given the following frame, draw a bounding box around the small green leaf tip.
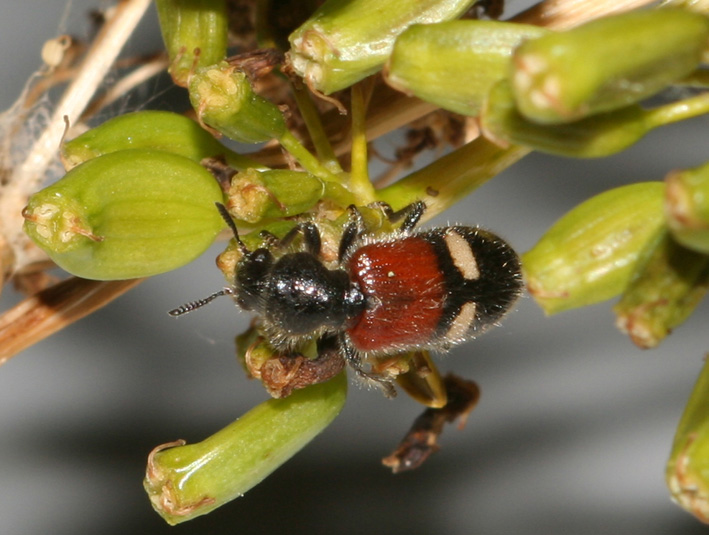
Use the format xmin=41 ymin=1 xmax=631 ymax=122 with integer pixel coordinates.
xmin=511 ymin=8 xmax=709 ymax=124
xmin=523 ymin=182 xmax=666 ymax=315
xmin=144 ymin=373 xmax=347 ymax=525
xmin=23 ymin=149 xmax=225 ymax=280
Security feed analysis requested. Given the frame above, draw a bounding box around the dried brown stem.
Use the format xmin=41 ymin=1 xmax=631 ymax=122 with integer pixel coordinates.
xmin=0 ymin=277 xmax=142 ymax=365
xmin=80 ymin=52 xmax=169 ymax=121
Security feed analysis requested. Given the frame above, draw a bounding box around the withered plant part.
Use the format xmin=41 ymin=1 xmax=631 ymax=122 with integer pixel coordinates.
xmin=383 ymin=374 xmax=481 ymax=473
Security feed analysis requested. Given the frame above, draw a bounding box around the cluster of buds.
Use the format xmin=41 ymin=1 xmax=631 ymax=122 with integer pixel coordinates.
xmin=11 ymin=0 xmax=709 ymax=526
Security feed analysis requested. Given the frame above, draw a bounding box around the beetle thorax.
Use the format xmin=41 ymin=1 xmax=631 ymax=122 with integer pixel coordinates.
xmin=255 ymin=252 xmax=365 ymax=340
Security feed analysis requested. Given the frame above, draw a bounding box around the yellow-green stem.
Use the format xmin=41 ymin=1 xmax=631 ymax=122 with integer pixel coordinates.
xmin=644 ymin=91 xmax=709 ymax=129
xmin=278 ymin=130 xmax=341 ymax=182
xmin=348 ymin=82 xmax=377 ymax=203
xmin=377 ymin=138 xmax=530 ymax=221
xmin=291 ymin=82 xmax=342 ymax=174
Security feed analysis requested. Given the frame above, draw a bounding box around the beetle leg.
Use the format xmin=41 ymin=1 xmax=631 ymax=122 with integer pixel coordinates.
xmin=270 ymin=222 xmax=322 ymax=256
xmin=392 ymin=201 xmax=426 ymax=233
xmin=338 ymin=205 xmax=366 ymax=263
xmin=370 ymin=200 xmax=426 ymax=232
xmin=340 ymin=335 xmax=397 ymax=398
xmin=258 ymin=230 xmax=281 ymax=249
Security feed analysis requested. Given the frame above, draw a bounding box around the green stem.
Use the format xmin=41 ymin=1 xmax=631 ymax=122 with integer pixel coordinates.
xmin=278 ymin=130 xmax=341 ymax=182
xmin=323 ymin=181 xmax=359 ymax=207
xmin=644 ymin=91 xmax=709 ymax=129
xmin=291 ymin=82 xmax=343 ymax=174
xmin=377 ymin=137 xmax=529 ymax=221
xmin=348 ymin=82 xmax=377 ymax=203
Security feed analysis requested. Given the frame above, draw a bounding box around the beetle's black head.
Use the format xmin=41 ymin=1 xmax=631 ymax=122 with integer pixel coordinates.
xmin=262 ymin=252 xmax=365 ymax=339
xmin=234 ymin=248 xmax=274 ymax=312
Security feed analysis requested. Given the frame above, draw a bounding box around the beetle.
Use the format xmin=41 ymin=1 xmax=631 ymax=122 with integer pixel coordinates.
xmin=170 ymin=201 xmax=523 ymax=395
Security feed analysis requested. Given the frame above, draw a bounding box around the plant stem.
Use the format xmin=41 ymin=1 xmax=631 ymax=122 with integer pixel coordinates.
xmin=348 ymin=81 xmax=377 ymax=203
xmin=644 ymin=92 xmax=709 ymax=129
xmin=0 ymin=277 xmax=142 ymax=365
xmin=291 ymin=82 xmax=342 ymax=173
xmin=376 ymin=138 xmax=530 ymax=220
xmin=278 ymin=129 xmax=342 ymax=182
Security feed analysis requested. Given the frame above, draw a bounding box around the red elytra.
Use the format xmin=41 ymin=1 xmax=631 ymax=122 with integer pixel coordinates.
xmin=346 ymin=236 xmax=446 ymax=353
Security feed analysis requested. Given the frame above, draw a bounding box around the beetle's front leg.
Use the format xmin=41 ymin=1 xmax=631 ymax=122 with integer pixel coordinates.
xmin=260 ymin=222 xmax=322 ymax=256
xmin=340 ymin=335 xmax=397 ymax=398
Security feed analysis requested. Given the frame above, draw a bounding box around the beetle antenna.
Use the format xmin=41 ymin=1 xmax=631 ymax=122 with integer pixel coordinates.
xmin=168 ymin=287 xmax=235 ymax=317
xmin=215 ymin=202 xmax=249 ymax=255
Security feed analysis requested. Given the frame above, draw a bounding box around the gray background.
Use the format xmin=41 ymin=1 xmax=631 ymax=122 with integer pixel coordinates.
xmin=1 ymin=1 xmax=708 ymax=533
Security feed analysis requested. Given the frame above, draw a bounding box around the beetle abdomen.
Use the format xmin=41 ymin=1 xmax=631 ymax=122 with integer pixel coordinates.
xmin=346 ymin=227 xmax=522 ymax=354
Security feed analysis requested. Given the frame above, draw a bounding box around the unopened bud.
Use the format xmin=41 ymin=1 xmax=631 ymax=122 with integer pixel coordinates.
xmin=666 ymin=161 xmax=709 ymax=254
xmin=666 ymin=357 xmax=709 ymax=524
xmin=23 ymin=149 xmax=224 ymax=280
xmin=385 ymin=20 xmax=547 ymax=116
xmin=511 ymin=8 xmax=709 ymax=124
xmin=189 ymin=62 xmax=287 ymax=143
xmin=225 ymin=168 xmax=325 ymax=223
xmin=156 ymin=0 xmax=229 ymax=87
xmin=62 ymin=111 xmax=258 ymax=171
xmin=144 ymin=373 xmax=347 ymax=524
xmin=523 ymin=182 xmax=666 ymax=315
xmin=614 ymin=232 xmax=709 ymax=348
xmin=481 ymin=80 xmax=649 ymax=158
xmin=287 ymin=0 xmax=476 ymax=95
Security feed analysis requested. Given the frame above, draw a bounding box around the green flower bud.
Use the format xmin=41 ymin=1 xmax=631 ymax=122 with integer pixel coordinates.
xmin=144 ymin=373 xmax=347 ymax=524
xmin=189 ymin=62 xmax=287 ymax=143
xmin=225 ymin=168 xmax=325 ymax=223
xmin=667 ymin=358 xmax=709 ymax=524
xmin=613 ymin=232 xmax=709 ymax=348
xmin=23 ymin=149 xmax=225 ymax=280
xmin=62 ymin=111 xmax=260 ymax=171
xmin=481 ymin=80 xmax=650 ymax=158
xmin=523 ymin=182 xmax=666 ymax=315
xmin=287 ymin=0 xmax=477 ymax=95
xmin=511 ymin=8 xmax=709 ymax=124
xmin=156 ymin=0 xmax=229 ymax=87
xmin=666 ymin=161 xmax=709 ymax=254
xmin=385 ymin=20 xmax=548 ymax=116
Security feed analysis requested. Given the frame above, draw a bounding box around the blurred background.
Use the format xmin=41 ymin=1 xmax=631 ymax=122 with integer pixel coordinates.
xmin=1 ymin=1 xmax=708 ymax=534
